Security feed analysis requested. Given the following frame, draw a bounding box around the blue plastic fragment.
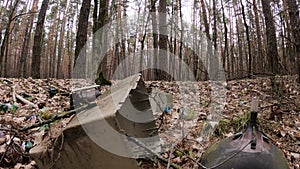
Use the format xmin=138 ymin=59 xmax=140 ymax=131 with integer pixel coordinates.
xmin=164 ymin=106 xmax=171 ymax=114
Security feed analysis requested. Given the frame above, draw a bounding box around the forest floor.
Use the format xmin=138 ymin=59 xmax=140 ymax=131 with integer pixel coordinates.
xmin=0 ymin=76 xmax=299 ymax=169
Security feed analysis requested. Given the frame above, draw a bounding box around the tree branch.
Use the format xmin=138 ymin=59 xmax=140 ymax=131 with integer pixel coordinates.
xmin=20 ymin=103 xmax=90 ymax=131
xmin=11 ymin=12 xmax=38 ymax=21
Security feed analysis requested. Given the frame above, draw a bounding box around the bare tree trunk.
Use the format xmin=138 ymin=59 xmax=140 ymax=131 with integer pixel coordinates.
xmin=74 ymin=0 xmax=92 ymax=78
xmin=179 ymin=0 xmax=184 ymax=80
xmin=229 ymin=7 xmax=235 ymax=79
xmin=41 ymin=35 xmax=47 ymax=78
xmin=8 ymin=0 xmax=29 ymax=77
xmin=221 ymin=0 xmax=229 ymax=78
xmin=113 ymin=0 xmax=121 ymax=79
xmin=158 ymin=0 xmax=168 ymax=80
xmin=144 ymin=1 xmax=151 ymax=80
xmin=139 ymin=2 xmax=151 ymax=79
xmin=212 ymin=0 xmax=217 ymax=51
xmin=234 ymin=3 xmax=244 ymax=78
xmin=47 ymin=3 xmax=60 ymax=78
xmin=173 ymin=0 xmax=178 ymax=80
xmin=276 ymin=1 xmax=287 ymax=73
xmin=31 ymin=0 xmax=49 ymax=78
xmin=200 ymin=0 xmax=211 ymax=80
xmin=93 ymin=0 xmax=99 ymax=32
xmin=253 ymin=0 xmax=263 ymax=73
xmin=52 ymin=18 xmax=60 ymax=77
xmin=282 ymin=0 xmax=293 ymax=73
xmin=19 ymin=0 xmax=38 ymax=78
xmin=151 ymin=0 xmax=158 ymax=80
xmin=192 ymin=0 xmax=198 ymax=79
xmin=286 ymin=0 xmax=300 ymax=82
xmin=241 ymin=1 xmax=252 ymax=77
xmin=92 ymin=0 xmax=110 ymax=84
xmin=0 ymin=0 xmax=9 ymax=51
xmin=57 ymin=0 xmax=71 ymax=78
xmin=261 ymin=0 xmax=279 ymax=74
xmin=121 ymin=2 xmax=127 ymax=78
xmin=68 ymin=22 xmax=73 ymax=78
xmin=0 ymin=0 xmax=20 ymax=77
xmin=100 ymin=0 xmax=109 ymax=79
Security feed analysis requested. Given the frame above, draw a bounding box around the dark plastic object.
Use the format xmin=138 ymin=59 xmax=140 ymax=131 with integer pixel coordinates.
xmin=47 ymin=87 xmax=59 ymax=98
xmin=200 ymin=112 xmax=289 ymax=169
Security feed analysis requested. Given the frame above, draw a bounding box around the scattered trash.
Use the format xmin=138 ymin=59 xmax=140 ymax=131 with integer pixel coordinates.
xmin=164 ymin=106 xmax=171 ymax=114
xmin=25 ymin=115 xmax=37 ymax=124
xmin=22 ymin=141 xmax=34 ymax=152
xmin=0 ymin=103 xmax=18 ymax=113
xmin=38 ymin=124 xmax=49 ymax=131
xmin=47 ymin=87 xmax=59 ymax=98
xmin=239 ymin=100 xmax=248 ymax=105
xmin=0 ymin=75 xmax=299 ymax=168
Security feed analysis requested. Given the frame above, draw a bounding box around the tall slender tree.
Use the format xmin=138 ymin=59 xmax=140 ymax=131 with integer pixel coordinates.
xmin=151 ymin=0 xmax=158 ymax=80
xmin=0 ymin=0 xmax=20 ymax=76
xmin=253 ymin=0 xmax=263 ymax=72
xmin=31 ymin=0 xmax=49 ymax=78
xmin=200 ymin=0 xmax=212 ymax=80
xmin=192 ymin=0 xmax=199 ymax=79
xmin=179 ymin=0 xmax=184 ymax=79
xmin=261 ymin=0 xmax=279 ymax=74
xmin=286 ymin=0 xmax=300 ymax=82
xmin=0 ymin=1 xmax=9 ymax=46
xmin=212 ymin=0 xmax=218 ymax=51
xmin=221 ymin=0 xmax=228 ymax=77
xmin=158 ymin=0 xmax=168 ymax=80
xmin=240 ymin=1 xmax=252 ymax=77
xmin=172 ymin=0 xmax=178 ymax=79
xmin=74 ymin=0 xmax=92 ymax=78
xmin=57 ymin=0 xmax=71 ymax=78
xmin=282 ymin=0 xmax=292 ymax=72
xmin=19 ymin=0 xmax=38 ymax=77
xmin=93 ymin=0 xmax=111 ymax=85
xmin=234 ymin=1 xmax=244 ymax=78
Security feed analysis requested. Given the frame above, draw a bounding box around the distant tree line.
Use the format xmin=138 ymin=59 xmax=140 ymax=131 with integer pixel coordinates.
xmin=0 ymin=0 xmax=299 ymax=83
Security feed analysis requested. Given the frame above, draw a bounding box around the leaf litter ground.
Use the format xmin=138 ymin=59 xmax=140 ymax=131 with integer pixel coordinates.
xmin=0 ymin=76 xmax=299 ymax=169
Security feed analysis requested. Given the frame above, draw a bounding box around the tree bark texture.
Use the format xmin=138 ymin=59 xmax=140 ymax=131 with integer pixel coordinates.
xmin=31 ymin=0 xmax=49 ymax=78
